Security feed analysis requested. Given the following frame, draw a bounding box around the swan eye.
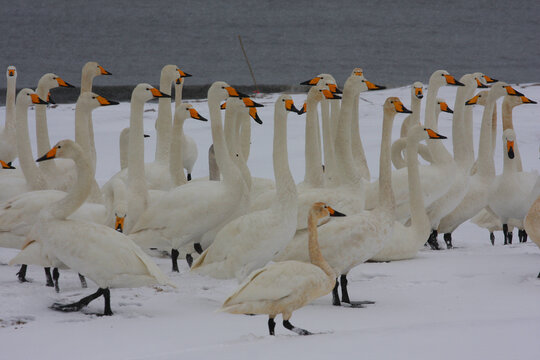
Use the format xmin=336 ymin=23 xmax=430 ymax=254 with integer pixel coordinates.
xmin=146 ymin=88 xmax=150 ymax=91
xmin=92 ymin=96 xmax=96 ymax=99
xmin=282 ymin=99 xmax=285 ymax=102
xmin=57 ymin=145 xmax=62 ymax=149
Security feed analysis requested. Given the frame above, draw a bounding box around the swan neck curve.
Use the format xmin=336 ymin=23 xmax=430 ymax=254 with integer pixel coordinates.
xmin=307 ymin=212 xmax=335 ymax=278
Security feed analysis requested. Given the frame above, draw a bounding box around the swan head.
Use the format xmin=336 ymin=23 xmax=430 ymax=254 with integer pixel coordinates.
xmin=466 ymin=82 xmax=525 ymax=105
xmin=36 ymin=139 xmax=84 ymax=163
xmin=408 ymin=125 xmax=447 ymax=142
xmin=300 ymin=73 xmax=335 ymax=86
xmin=458 ymin=73 xmax=480 ymax=90
xmin=429 ymin=70 xmax=464 ymax=87
xmin=209 ymin=81 xmax=248 ymax=102
xmin=311 ymin=202 xmax=346 ymax=220
xmin=16 ymin=88 xmax=48 ymax=107
xmin=78 ymin=91 xmax=119 ymax=110
xmin=504 ymin=93 xmax=537 ymax=107
xmin=412 ymin=82 xmax=424 ymax=99
xmin=470 ymin=72 xmax=489 ymax=89
xmin=0 ymin=160 xmax=16 ymax=169
xmin=385 ymin=97 xmax=412 ymax=114
xmin=132 ymin=83 xmax=171 ymax=103
xmin=276 ymin=94 xmax=301 ymax=115
xmin=7 ymin=66 xmax=16 ymax=78
xmin=83 ymin=61 xmax=111 ymax=77
xmin=503 ymin=129 xmax=516 ymax=160
xmin=436 ymin=98 xmax=453 ymax=114
xmin=175 ymin=103 xmax=208 ymax=122
xmin=38 ymin=73 xmax=75 ymax=91
xmin=162 ymin=64 xmax=192 ymax=84
xmin=465 ymin=90 xmax=489 ymax=106
xmin=114 ymin=205 xmax=127 ymax=233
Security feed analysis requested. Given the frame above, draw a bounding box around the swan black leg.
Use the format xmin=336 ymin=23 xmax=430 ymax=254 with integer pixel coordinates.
xmin=45 ymin=267 xmax=54 ymax=287
xmin=16 ymin=264 xmax=28 ymax=283
xmin=185 ymin=254 xmax=193 ymax=268
xmin=523 ymin=230 xmax=528 ymax=243
xmin=187 ymin=173 xmax=192 ymax=181
xmin=490 ymin=232 xmax=495 ymax=246
xmin=340 ymin=274 xmax=375 ymax=308
xmin=444 ymin=233 xmax=453 ymax=249
xmin=79 ymin=273 xmax=87 ymax=288
xmin=503 ymin=224 xmax=508 ymax=245
xmin=103 ymin=288 xmax=113 ymax=316
xmin=171 ymin=249 xmax=180 ymax=272
xmin=50 ymin=288 xmax=105 ymax=313
xmin=283 ymin=319 xmax=312 ymax=335
xmin=518 ymin=229 xmax=527 ymax=243
xmin=268 ymin=317 xmax=276 ymax=335
xmin=507 ymin=229 xmax=513 ymax=244
xmin=194 ymin=243 xmax=203 ymax=254
xmin=332 ymin=279 xmax=341 ymax=306
xmin=53 ymin=268 xmax=60 ymax=293
xmin=427 ymin=230 xmax=440 ymax=250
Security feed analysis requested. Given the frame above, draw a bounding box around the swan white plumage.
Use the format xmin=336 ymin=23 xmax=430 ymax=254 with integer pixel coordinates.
xmin=524 ymin=195 xmax=540 ymax=277
xmin=9 ymin=139 xmax=173 ymax=315
xmin=128 ymin=82 xmax=250 ymax=271
xmin=371 ymin=125 xmax=447 ymax=261
xmin=0 ymin=66 xmax=18 ymax=163
xmin=276 ymin=97 xmax=411 ymax=307
xmin=190 ymin=95 xmax=300 ymax=280
xmin=119 ymin=128 xmax=150 ymax=170
xmin=220 ymin=202 xmax=344 ymax=336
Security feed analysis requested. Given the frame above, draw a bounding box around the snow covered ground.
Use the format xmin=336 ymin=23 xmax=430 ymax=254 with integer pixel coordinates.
xmin=0 ymin=80 xmax=539 ymax=359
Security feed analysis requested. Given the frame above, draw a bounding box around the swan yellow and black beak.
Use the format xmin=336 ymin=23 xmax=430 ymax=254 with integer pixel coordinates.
xmin=300 ymin=77 xmax=321 ymax=86
xmin=327 ymin=83 xmax=343 ymax=94
xmin=47 ymin=92 xmax=56 ymax=105
xmin=56 ymin=77 xmax=75 ymax=88
xmin=225 ymin=86 xmax=249 ymax=98
xmin=425 ymin=128 xmax=447 ymax=139
xmin=297 ymin=102 xmax=307 ymax=115
xmin=321 ymin=89 xmax=341 ymax=100
xmin=115 ymin=216 xmax=125 ymax=233
xmin=444 ymin=74 xmax=465 ymax=86
xmin=98 ymin=65 xmax=112 ymax=75
xmin=177 ymin=69 xmax=192 ymax=78
xmin=353 ymin=68 xmax=363 ymax=77
xmin=242 ymin=97 xmax=264 ymax=108
xmin=97 ymin=95 xmax=119 ymax=106
xmin=465 ymin=94 xmax=480 ymax=105
xmin=150 ymin=87 xmax=171 ymax=98
xmin=36 ymin=146 xmax=57 ymax=162
xmin=366 ymin=80 xmax=386 ymax=91
xmin=189 ymin=108 xmax=207 ymax=121
xmin=284 ymin=99 xmax=300 ymax=114
xmin=414 ymin=87 xmax=424 ymax=99
xmin=483 ymin=75 xmax=498 ymax=83
xmin=249 ymin=107 xmax=263 ymax=124
xmin=31 ymin=93 xmax=48 ymax=105
xmin=0 ymin=160 xmax=16 ymax=169
xmin=439 ymin=101 xmax=453 ymax=113
xmin=504 ymin=86 xmax=524 ymax=97
xmin=327 ymin=206 xmax=346 ymax=217
xmin=8 ymin=68 xmax=15 ymax=77
xmin=220 ymin=102 xmax=227 ymax=110
xmin=393 ymin=100 xmax=412 ymax=113
xmin=476 ymin=78 xmax=488 ymax=89
xmin=520 ymin=96 xmax=537 ymax=104
xmin=507 ymin=140 xmax=515 ymax=159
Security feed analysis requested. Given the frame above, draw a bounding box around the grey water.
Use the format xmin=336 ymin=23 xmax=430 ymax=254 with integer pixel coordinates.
xmin=1 ymin=0 xmax=539 ymax=99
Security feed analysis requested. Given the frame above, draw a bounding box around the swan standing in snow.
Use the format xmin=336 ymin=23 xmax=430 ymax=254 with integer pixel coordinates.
xmin=276 ymin=97 xmax=411 ymax=307
xmin=524 ymin=195 xmax=540 ymax=277
xmin=10 ymin=140 xmax=173 ymax=315
xmin=0 ymin=66 xmax=18 ymax=164
xmin=220 ymin=202 xmax=345 ymax=336
xmin=190 ymin=95 xmax=300 ymax=280
xmin=371 ymin=126 xmax=447 ymax=261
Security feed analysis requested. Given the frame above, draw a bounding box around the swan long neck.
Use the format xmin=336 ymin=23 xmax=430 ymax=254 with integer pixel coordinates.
xmin=407 ymin=134 xmax=430 ymax=233
xmin=169 ymin=114 xmax=188 ymax=187
xmin=47 ymin=149 xmax=94 ymax=220
xmin=126 ymin=96 xmax=149 ymax=232
xmin=80 ymin=68 xmax=98 ymax=169
xmin=452 ymin=82 xmax=475 ymax=169
xmin=475 ymin=96 xmax=497 ymax=178
xmin=35 ymin=84 xmax=57 ymax=173
xmin=307 ymin=212 xmax=335 ymax=278
xmin=80 ymin=68 xmax=95 ymax=94
xmin=425 ymin=82 xmax=453 ymax=163
xmin=320 ymin=99 xmax=338 ymax=185
xmin=4 ymin=75 xmax=16 ymax=137
xmin=304 ymin=88 xmax=324 ymax=188
xmin=239 ymin=113 xmax=251 ymax=160
xmin=351 ymin=92 xmax=370 ymax=180
xmin=15 ymin=99 xmax=46 ymax=190
xmin=174 ymin=80 xmax=183 ymax=106
xmin=378 ymin=108 xmax=396 ymax=212
xmin=273 ymin=105 xmax=297 ymax=206
xmin=154 ymin=73 xmax=174 ymax=163
xmin=391 ymin=138 xmax=407 ymax=169
xmin=234 ymin=109 xmax=252 ymax=190
xmin=119 ymin=128 xmax=129 ymax=170
xmin=502 ymin=99 xmax=522 ymax=171
xmin=334 ymin=78 xmax=362 ymax=185
xmin=490 ymin=104 xmax=498 ymax=158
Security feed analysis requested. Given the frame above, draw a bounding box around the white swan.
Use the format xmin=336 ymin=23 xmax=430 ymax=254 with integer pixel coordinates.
xmin=0 ymin=66 xmax=17 ymax=163
xmin=276 ymin=97 xmax=410 ymax=307
xmin=524 ymin=195 xmax=540 ymax=277
xmin=438 ymin=83 xmax=528 ymax=246
xmin=119 ymin=128 xmax=150 ymax=170
xmin=128 ymin=82 xmax=249 ymax=271
xmin=488 ymin=129 xmax=540 ymax=244
xmin=9 ymin=140 xmax=173 ymax=315
xmin=190 ymin=95 xmax=300 ymax=280
xmin=220 ymin=202 xmax=344 ymax=336
xmin=371 ymin=125 xmax=447 ymax=261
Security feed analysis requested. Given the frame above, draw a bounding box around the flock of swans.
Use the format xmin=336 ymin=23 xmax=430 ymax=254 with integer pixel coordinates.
xmin=0 ymin=62 xmax=539 ymax=336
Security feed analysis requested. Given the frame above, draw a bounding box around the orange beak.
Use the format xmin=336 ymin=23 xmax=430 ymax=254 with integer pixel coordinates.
xmin=220 ymin=102 xmax=227 ymax=110
xmin=242 ymin=97 xmax=264 ymax=108
xmin=321 ymin=89 xmax=341 ymax=100
xmin=415 ymin=87 xmax=423 ymax=99
xmin=30 ymin=93 xmax=48 ymax=105
xmin=98 ymin=65 xmax=112 ymax=75
xmin=366 ymin=80 xmax=386 ymax=90
xmin=507 ymin=140 xmax=515 ymax=159
xmin=444 ymin=74 xmax=465 ymax=86
xmin=353 ymin=69 xmax=363 ymax=77
xmin=439 ymin=102 xmax=453 ymax=113
xmin=0 ymin=160 xmax=15 ymax=169
xmin=249 ymin=107 xmax=263 ymax=124
xmin=426 ymin=128 xmax=447 ymax=139
xmin=97 ymin=95 xmax=119 ymax=106
xmin=476 ymin=78 xmax=488 ymax=89
xmin=284 ymin=99 xmax=300 ymax=114
xmin=189 ymin=108 xmax=207 ymax=121
xmin=394 ymin=100 xmax=412 ymax=113
xmin=177 ymin=69 xmax=192 ymax=78
xmin=150 ymin=87 xmax=171 ymax=98
xmin=327 ymin=206 xmax=346 ymax=217
xmin=297 ymin=102 xmax=307 ymax=115
xmin=56 ymin=77 xmax=75 ymax=88
xmin=225 ymin=86 xmax=248 ymax=98
xmin=465 ymin=94 xmax=479 ymax=105
xmin=504 ymin=86 xmax=524 ymax=96
xmin=483 ymin=75 xmax=498 ymax=83
xmin=115 ymin=217 xmax=125 ymax=233
xmin=8 ymin=69 xmax=15 ymax=77
xmin=520 ymin=96 xmax=537 ymax=104
xmin=300 ymin=77 xmax=321 ymax=86
xmin=36 ymin=147 xmax=57 ymax=162
xmin=327 ymin=83 xmax=342 ymax=94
